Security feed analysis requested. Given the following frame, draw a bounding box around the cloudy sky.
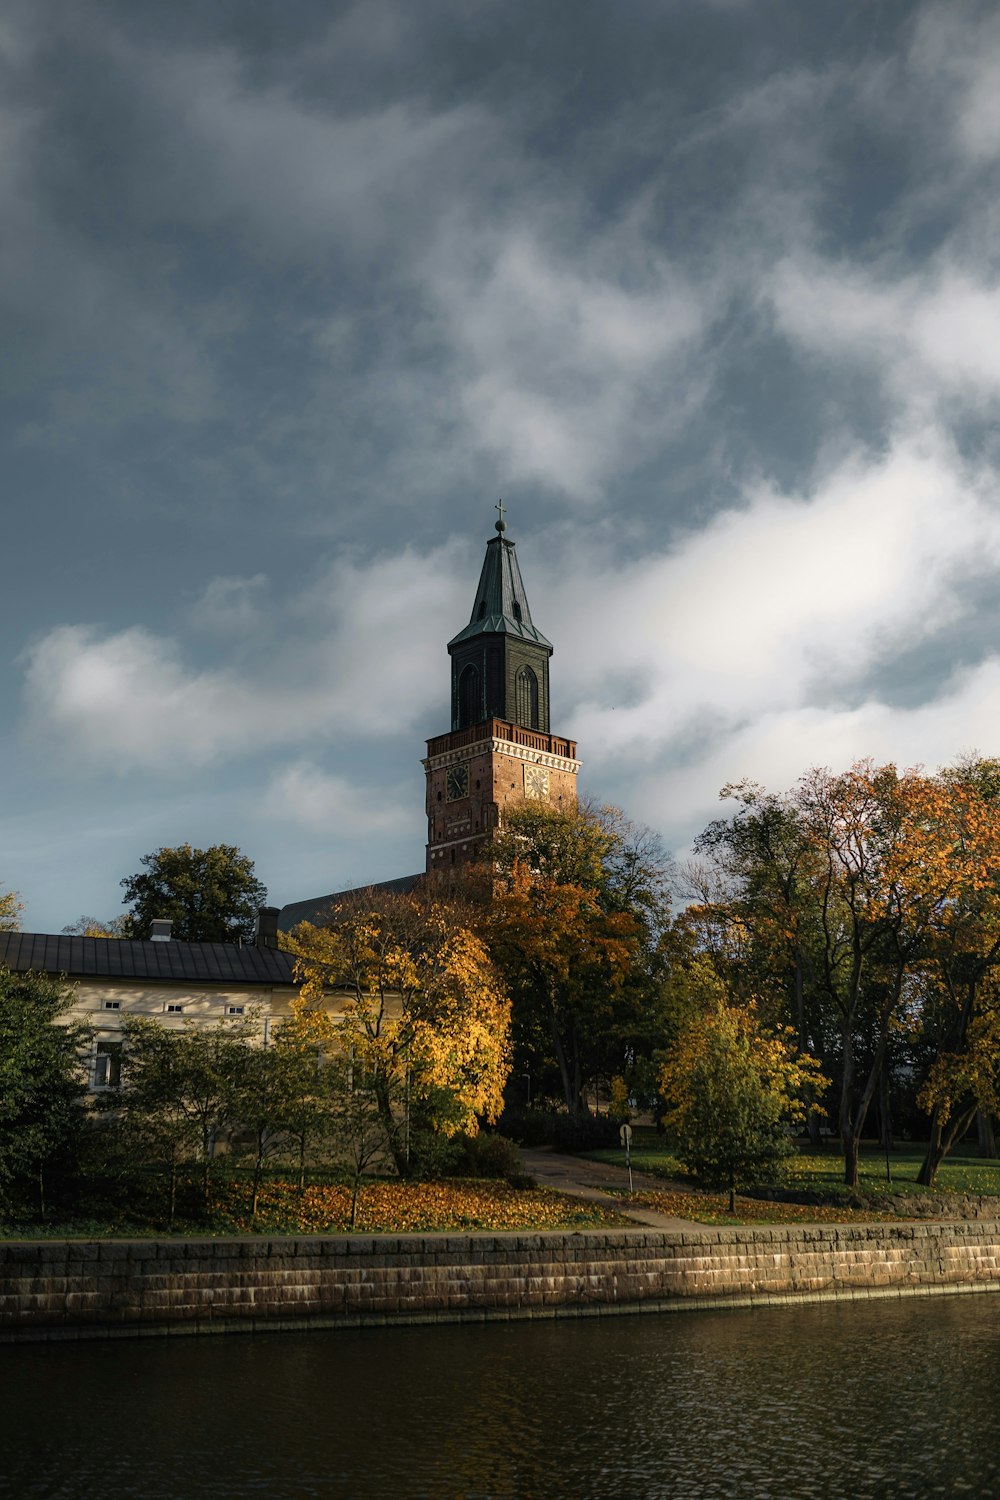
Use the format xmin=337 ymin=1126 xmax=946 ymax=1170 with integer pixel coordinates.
xmin=5 ymin=0 xmax=1000 ymax=930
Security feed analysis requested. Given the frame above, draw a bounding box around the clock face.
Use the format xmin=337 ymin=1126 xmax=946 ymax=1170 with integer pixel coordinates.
xmin=524 ymin=764 xmax=550 ymax=801
xmin=446 ymin=764 xmax=470 ymax=801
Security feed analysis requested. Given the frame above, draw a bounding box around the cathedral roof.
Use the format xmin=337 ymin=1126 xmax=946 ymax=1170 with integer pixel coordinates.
xmin=448 ymin=521 xmax=553 ymax=651
xmin=277 ymin=873 xmax=424 ymax=932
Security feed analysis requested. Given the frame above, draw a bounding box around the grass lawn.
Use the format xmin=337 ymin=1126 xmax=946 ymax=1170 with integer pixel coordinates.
xmin=584 ymin=1129 xmax=1000 ymax=1200
xmin=621 ymin=1187 xmax=899 ymax=1228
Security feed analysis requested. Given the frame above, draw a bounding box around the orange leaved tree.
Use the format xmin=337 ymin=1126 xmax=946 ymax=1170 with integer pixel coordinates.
xmin=488 ymin=861 xmax=642 ymax=1118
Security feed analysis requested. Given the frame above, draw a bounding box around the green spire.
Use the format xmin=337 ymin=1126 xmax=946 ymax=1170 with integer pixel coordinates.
xmin=446 ymin=508 xmax=554 ymax=733
xmin=448 ymin=508 xmax=553 ymax=650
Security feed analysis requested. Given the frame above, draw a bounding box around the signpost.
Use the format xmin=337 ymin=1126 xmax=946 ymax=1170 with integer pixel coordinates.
xmin=619 ymin=1122 xmax=633 ymax=1194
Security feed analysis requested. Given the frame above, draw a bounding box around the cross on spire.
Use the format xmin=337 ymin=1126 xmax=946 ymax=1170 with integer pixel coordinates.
xmin=495 ymin=497 xmax=507 ymax=533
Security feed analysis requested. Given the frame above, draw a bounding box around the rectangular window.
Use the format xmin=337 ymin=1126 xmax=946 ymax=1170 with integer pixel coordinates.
xmin=165 ymin=1004 xmax=184 ymax=1013
xmin=102 ymin=1000 xmax=121 ymax=1011
xmin=93 ymin=1041 xmax=123 ymax=1089
xmin=227 ymin=1005 xmax=245 ymax=1016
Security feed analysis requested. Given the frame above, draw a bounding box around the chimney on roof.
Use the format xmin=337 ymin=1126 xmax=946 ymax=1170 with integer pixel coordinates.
xmin=255 ymin=906 xmax=280 ymax=949
xmin=149 ymin=919 xmax=173 ymax=942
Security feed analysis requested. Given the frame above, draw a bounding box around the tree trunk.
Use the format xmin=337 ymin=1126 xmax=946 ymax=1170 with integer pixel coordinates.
xmin=37 ymin=1161 xmax=45 ymax=1220
xmin=728 ymin=1170 xmax=735 ymax=1215
xmin=350 ymin=1172 xmax=361 ymax=1228
xmin=977 ymin=1110 xmax=997 ymax=1159
xmin=918 ymin=1108 xmax=945 ymax=1187
xmin=570 ymin=1021 xmax=586 ymax=1119
xmin=169 ymin=1160 xmax=177 ymax=1225
xmin=298 ymin=1136 xmax=307 ymax=1192
xmin=373 ymin=1075 xmax=405 ymax=1175
xmin=842 ymin=1130 xmax=860 ymax=1189
xmin=879 ymin=1064 xmax=892 ymax=1151
xmin=944 ymin=1104 xmax=979 ymax=1162
xmin=250 ymin=1135 xmax=265 ymax=1219
xmin=549 ymin=1004 xmax=575 ymax=1116
xmin=839 ymin=1030 xmax=860 ymax=1187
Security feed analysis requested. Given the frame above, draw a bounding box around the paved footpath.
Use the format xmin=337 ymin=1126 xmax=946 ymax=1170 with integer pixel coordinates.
xmin=520 ymin=1147 xmax=700 ymax=1230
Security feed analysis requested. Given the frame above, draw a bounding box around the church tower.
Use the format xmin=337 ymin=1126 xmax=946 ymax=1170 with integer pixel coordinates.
xmin=424 ymin=506 xmax=580 ymax=876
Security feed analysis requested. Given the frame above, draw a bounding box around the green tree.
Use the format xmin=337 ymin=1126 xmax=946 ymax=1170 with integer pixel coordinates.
xmin=113 ymin=1014 xmax=256 ymax=1212
xmin=119 ymin=844 xmax=267 ymax=942
xmin=659 ymin=998 xmax=825 ymax=1212
xmin=0 ymin=967 xmax=90 ymax=1216
xmin=326 ymin=1055 xmax=390 ymax=1227
xmin=266 ymin=1015 xmax=342 ymax=1192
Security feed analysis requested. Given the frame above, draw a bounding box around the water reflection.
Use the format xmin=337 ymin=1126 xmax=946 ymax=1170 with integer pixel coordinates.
xmin=1 ymin=1295 xmax=998 ymax=1498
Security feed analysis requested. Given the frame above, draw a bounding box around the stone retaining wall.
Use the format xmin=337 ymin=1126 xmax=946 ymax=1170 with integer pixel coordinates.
xmin=3 ymin=1220 xmax=1000 ymax=1342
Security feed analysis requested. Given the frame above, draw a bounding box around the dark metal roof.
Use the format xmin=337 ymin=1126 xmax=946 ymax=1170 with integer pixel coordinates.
xmin=278 ymin=873 xmax=423 ymax=932
xmin=448 ymin=530 xmax=552 ymax=651
xmin=0 ymin=931 xmax=298 ymax=986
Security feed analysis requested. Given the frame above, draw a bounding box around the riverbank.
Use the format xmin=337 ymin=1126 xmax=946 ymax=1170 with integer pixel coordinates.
xmin=3 ymin=1217 xmax=1000 ymax=1343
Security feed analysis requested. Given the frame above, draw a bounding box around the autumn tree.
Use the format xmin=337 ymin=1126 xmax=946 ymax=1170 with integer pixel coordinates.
xmin=694 ymin=782 xmax=828 ymax=1042
xmin=917 ymin=980 xmax=1000 ymax=1184
xmin=0 ymin=967 xmax=90 ymax=1216
xmin=690 ymin=759 xmax=1000 ymax=1187
xmin=659 ymin=998 xmax=825 ymax=1212
xmin=490 ymin=801 xmax=672 ymax=937
xmin=912 ymin=757 xmax=1000 ymax=1182
xmin=0 ymin=887 xmax=23 ymax=932
xmin=484 ymin=802 xmax=670 ymax=1115
xmin=62 ymin=916 xmax=125 ymax=938
xmin=811 ymin=763 xmax=1000 ymax=1185
xmin=489 ymin=862 xmax=641 ymax=1117
xmin=286 ymin=890 xmax=511 ymax=1174
xmin=119 ymin=844 xmax=267 ymax=942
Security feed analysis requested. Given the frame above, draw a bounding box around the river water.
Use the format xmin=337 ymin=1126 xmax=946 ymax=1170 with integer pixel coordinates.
xmin=2 ymin=1293 xmax=999 ymax=1499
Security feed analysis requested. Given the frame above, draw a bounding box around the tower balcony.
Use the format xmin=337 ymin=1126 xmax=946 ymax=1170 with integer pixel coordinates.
xmin=425 ymin=716 xmax=577 ymax=763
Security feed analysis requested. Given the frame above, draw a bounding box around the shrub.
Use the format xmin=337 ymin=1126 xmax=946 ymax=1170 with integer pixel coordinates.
xmin=499 ymin=1107 xmax=619 ymax=1152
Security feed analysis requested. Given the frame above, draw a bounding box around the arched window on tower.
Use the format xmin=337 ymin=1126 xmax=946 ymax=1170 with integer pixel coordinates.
xmin=458 ymin=663 xmax=482 ymax=727
xmin=515 ymin=665 xmax=539 ymax=730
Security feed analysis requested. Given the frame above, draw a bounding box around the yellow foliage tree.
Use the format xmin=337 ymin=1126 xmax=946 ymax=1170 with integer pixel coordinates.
xmin=285 ymin=891 xmax=511 ymax=1173
xmin=0 ymin=887 xmax=23 ymax=932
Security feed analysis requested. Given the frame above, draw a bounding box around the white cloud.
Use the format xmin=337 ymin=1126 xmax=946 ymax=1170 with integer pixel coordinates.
xmin=119 ymin=35 xmax=496 ymax=258
xmin=910 ymin=4 xmax=1000 ymax=165
xmin=18 ymin=542 xmax=469 ymax=772
xmin=187 ymin=575 xmax=269 ymax=637
xmin=769 ymin=256 xmax=1000 ymax=416
xmin=632 ymin=656 xmax=1000 ymax=851
xmin=20 ymin=626 xmax=269 ymax=770
xmin=267 ymin=761 xmax=411 ymax=836
xmin=538 ymin=428 xmax=1000 ymax=779
xmin=429 ymin=226 xmax=712 ymax=498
